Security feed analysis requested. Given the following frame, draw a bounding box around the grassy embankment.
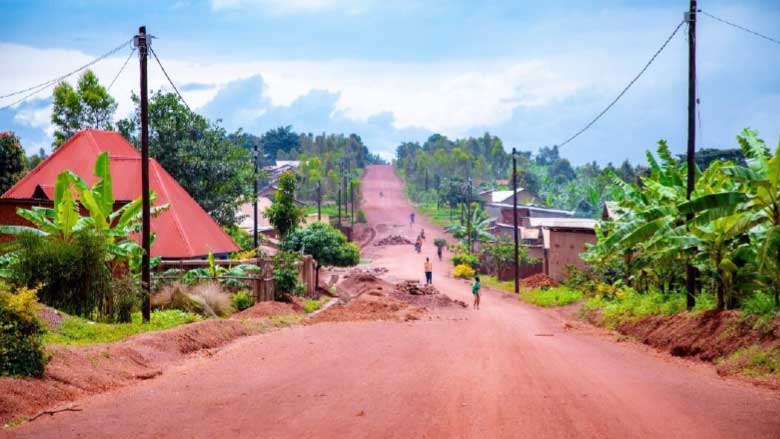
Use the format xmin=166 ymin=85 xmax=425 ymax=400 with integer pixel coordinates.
xmin=44 ymin=310 xmax=201 ymax=346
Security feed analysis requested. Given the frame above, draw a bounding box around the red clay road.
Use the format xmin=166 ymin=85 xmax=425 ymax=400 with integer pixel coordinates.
xmin=7 ymin=165 xmax=780 ymax=438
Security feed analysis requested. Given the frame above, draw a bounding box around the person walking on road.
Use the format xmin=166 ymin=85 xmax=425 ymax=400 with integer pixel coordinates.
xmin=472 ymin=275 xmax=481 ymax=309
xmin=424 ymin=257 xmax=433 ymax=285
xmin=409 ymin=212 xmax=415 ymax=228
xmin=436 ymin=245 xmax=443 ymax=261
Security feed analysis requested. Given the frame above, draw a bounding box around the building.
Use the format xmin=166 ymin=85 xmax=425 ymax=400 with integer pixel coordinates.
xmin=0 ymin=129 xmax=239 ymax=259
xmin=494 ymin=216 xmax=597 ymax=282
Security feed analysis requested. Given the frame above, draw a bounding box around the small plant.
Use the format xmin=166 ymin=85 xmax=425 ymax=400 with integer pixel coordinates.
xmin=0 ymin=282 xmax=48 ymax=377
xmin=356 ymin=209 xmax=368 ymax=224
xmin=521 ymin=287 xmax=583 ymax=307
xmin=273 ymin=251 xmax=301 ymax=302
xmin=303 ymin=298 xmax=324 ymax=313
xmin=451 ymin=253 xmax=479 ymax=269
xmin=453 ymin=263 xmax=476 ymax=279
xmin=189 ymin=282 xmax=235 ymax=317
xmin=232 ymin=291 xmax=254 ymax=311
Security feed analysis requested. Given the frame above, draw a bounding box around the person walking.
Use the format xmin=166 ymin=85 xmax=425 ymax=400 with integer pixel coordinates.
xmin=409 ymin=212 xmax=415 ymax=228
xmin=436 ymin=244 xmax=443 ymax=261
xmin=472 ymin=275 xmax=481 ymax=309
xmin=424 ymin=257 xmax=433 ymax=285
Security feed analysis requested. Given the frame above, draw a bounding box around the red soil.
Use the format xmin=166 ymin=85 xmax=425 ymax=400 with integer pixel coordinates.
xmin=520 ymin=272 xmax=559 ymax=289
xmin=231 ymin=301 xmax=301 ymax=319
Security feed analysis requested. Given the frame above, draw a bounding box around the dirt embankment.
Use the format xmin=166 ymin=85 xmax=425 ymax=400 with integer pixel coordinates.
xmin=0 ymin=319 xmax=256 ymax=425
xmin=608 ymin=310 xmax=780 ymax=387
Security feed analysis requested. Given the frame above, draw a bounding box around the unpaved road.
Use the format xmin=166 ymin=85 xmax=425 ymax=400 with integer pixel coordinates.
xmin=7 ymin=165 xmax=780 ymax=438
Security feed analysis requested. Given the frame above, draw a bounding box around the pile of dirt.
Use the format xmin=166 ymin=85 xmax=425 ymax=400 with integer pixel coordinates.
xmin=0 ymin=319 xmax=253 ymax=425
xmin=335 ymin=272 xmax=392 ymax=300
xmin=349 ymin=267 xmax=389 ymax=276
xmin=521 ymin=273 xmax=559 ymax=289
xmin=605 ymin=310 xmax=780 ymax=387
xmin=392 ymin=280 xmax=468 ymax=308
xmin=374 ymin=235 xmax=413 ymax=246
xmin=307 ymin=293 xmax=423 ymax=324
xmin=231 ymin=301 xmax=301 ymax=319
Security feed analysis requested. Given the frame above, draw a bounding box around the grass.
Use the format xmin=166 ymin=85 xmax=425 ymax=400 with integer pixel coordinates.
xmin=719 ymin=345 xmax=780 ymax=377
xmin=415 ymin=202 xmax=458 ymax=228
xmin=483 ymin=275 xmax=515 ymax=294
xmin=303 ymin=204 xmax=340 ymax=217
xmin=521 ymin=287 xmax=583 ymax=307
xmin=583 ymin=290 xmax=717 ymax=329
xmin=303 ymin=297 xmax=328 ymax=313
xmin=44 ymin=310 xmax=201 ymax=346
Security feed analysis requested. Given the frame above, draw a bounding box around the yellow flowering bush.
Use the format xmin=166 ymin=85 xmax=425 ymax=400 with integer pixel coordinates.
xmin=453 ymin=264 xmax=476 ymax=279
xmin=0 ymin=281 xmax=48 ymax=377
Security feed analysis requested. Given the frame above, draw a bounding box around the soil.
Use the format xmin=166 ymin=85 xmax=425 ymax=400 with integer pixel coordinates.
xmin=7 ymin=165 xmax=780 ymax=439
xmin=0 ymin=320 xmax=252 ymax=425
xmin=231 ymin=301 xmax=302 ymax=319
xmin=521 ymin=273 xmax=559 ymax=289
xmin=307 ymin=293 xmax=423 ymax=324
xmin=374 ymin=235 xmax=413 ymax=246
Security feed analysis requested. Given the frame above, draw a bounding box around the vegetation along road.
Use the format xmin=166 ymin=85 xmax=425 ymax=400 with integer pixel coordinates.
xmin=7 ymin=165 xmax=780 ymax=439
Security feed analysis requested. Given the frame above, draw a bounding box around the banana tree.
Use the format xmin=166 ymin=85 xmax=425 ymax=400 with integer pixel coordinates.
xmin=446 ymin=203 xmax=494 ymax=251
xmin=0 ymin=152 xmax=168 ymax=271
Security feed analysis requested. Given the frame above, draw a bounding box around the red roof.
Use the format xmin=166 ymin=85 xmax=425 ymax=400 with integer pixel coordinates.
xmin=2 ymin=129 xmax=239 ymax=258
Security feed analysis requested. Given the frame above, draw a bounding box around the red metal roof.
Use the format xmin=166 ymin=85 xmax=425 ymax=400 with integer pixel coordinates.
xmin=2 ymin=129 xmax=239 ymax=258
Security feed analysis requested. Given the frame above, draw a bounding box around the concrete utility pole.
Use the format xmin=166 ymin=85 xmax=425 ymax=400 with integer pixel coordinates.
xmin=685 ymin=0 xmax=697 ymax=310
xmin=512 ymin=148 xmax=519 ymax=295
xmin=135 ymin=26 xmax=151 ymax=322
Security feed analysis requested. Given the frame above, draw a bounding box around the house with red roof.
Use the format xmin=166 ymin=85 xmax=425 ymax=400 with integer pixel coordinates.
xmin=0 ymin=129 xmax=239 ymax=258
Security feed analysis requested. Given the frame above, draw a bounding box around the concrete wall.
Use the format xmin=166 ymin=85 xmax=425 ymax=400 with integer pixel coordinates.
xmin=547 ymin=228 xmax=596 ymax=282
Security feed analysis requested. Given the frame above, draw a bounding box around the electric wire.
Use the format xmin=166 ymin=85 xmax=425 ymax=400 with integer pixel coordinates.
xmin=556 ymin=20 xmax=685 ymax=149
xmin=0 ymin=39 xmax=132 ymax=102
xmin=700 ymin=10 xmax=780 ymax=47
xmin=107 ymin=47 xmax=136 ymax=92
xmin=149 ymin=46 xmax=192 ymax=112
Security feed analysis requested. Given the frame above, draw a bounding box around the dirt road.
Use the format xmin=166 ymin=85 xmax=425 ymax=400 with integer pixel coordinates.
xmin=8 ymin=165 xmax=780 ymax=438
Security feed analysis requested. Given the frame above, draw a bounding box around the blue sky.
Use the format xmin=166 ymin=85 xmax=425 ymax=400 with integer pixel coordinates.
xmin=1 ymin=0 xmax=778 ymax=164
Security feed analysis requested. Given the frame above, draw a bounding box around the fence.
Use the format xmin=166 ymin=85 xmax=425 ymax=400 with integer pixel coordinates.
xmin=154 ymin=255 xmax=317 ymax=301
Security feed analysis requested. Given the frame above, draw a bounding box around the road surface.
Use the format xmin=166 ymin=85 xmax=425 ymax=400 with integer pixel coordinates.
xmin=8 ymin=165 xmax=780 ymax=438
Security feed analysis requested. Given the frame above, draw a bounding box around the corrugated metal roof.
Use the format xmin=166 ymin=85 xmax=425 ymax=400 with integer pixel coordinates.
xmin=1 ymin=129 xmax=239 ymax=258
xmin=527 ymin=217 xmax=597 ymax=230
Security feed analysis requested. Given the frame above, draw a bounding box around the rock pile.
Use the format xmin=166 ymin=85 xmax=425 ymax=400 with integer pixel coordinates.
xmin=396 ymin=280 xmax=438 ymax=296
xmin=392 ymin=280 xmax=468 ymax=308
xmin=374 ymin=235 xmax=413 ymax=246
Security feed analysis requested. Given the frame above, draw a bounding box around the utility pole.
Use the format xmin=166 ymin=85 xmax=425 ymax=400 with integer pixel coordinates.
xmin=466 ymin=177 xmax=473 ymax=253
xmin=512 ymin=148 xmax=519 ymax=295
xmin=135 ymin=26 xmax=151 ymax=322
xmin=253 ymin=140 xmax=259 ymax=251
xmin=316 ymin=181 xmax=321 ymax=221
xmin=350 ymin=180 xmax=355 ymax=224
xmin=685 ymin=0 xmax=697 ymax=310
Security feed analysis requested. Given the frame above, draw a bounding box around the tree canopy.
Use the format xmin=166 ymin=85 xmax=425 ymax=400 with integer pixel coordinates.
xmin=0 ymin=132 xmax=27 ymax=194
xmin=51 ymin=70 xmax=117 ymax=147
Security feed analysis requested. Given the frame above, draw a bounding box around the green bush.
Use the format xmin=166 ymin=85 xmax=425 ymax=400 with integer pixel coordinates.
xmin=273 ymin=251 xmax=301 ymax=302
xmin=232 ymin=291 xmax=254 ymax=311
xmin=741 ymin=291 xmax=778 ymax=316
xmin=356 ymin=209 xmax=368 ymax=224
xmin=111 ymin=275 xmax=141 ymax=323
xmin=303 ymin=298 xmax=324 ymax=313
xmin=584 ymin=289 xmax=717 ymax=329
xmin=451 ymin=253 xmax=478 ymax=268
xmin=0 ymin=283 xmax=48 ymax=377
xmin=9 ymin=231 xmax=112 ymax=321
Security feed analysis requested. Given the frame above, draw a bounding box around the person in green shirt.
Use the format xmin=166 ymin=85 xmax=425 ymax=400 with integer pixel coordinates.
xmin=471 ymin=275 xmax=481 ymax=309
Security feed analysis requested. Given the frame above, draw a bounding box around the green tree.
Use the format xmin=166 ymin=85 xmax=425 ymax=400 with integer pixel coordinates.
xmin=0 ymin=132 xmax=27 ymax=194
xmin=283 ymin=222 xmax=360 ymax=291
xmin=51 ymin=70 xmax=117 ymax=147
xmin=264 ymin=171 xmax=304 ymax=239
xmin=262 ymin=125 xmax=301 ymax=160
xmin=118 ymin=91 xmax=252 ymax=226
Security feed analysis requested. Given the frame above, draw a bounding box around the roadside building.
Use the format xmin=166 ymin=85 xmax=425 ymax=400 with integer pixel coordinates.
xmin=0 ymin=129 xmax=239 ymax=258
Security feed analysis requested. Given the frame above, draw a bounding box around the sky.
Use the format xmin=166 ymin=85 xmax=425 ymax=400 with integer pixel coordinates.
xmin=1 ymin=0 xmax=778 ymax=164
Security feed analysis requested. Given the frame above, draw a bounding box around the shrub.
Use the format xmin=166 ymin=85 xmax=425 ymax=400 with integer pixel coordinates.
xmin=303 ymin=298 xmax=323 ymax=313
xmin=453 ymin=264 xmax=476 ymax=279
xmin=273 ymin=251 xmax=301 ymax=302
xmin=451 ymin=253 xmax=479 ymax=269
xmin=0 ymin=283 xmax=47 ymax=377
xmin=356 ymin=209 xmax=368 ymax=224
xmin=189 ymin=282 xmax=235 ymax=317
xmin=111 ymin=275 xmax=141 ymax=323
xmin=742 ymin=291 xmax=778 ymax=316
xmin=232 ymin=290 xmax=254 ymax=311
xmin=9 ymin=231 xmax=112 ymax=321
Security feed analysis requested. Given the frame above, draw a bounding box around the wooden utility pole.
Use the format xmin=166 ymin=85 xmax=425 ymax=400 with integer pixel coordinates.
xmin=135 ymin=26 xmax=151 ymax=322
xmin=685 ymin=0 xmax=697 ymax=310
xmin=253 ymin=141 xmax=259 ymax=250
xmin=350 ymin=180 xmax=355 ymax=224
xmin=466 ymin=177 xmax=473 ymax=253
xmin=512 ymin=148 xmax=519 ymax=295
xmin=316 ymin=181 xmax=321 ymax=221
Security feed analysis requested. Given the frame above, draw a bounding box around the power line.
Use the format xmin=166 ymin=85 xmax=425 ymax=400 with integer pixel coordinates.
xmin=556 ymin=20 xmax=685 ymax=149
xmin=0 ymin=39 xmax=132 ymax=103
xmin=107 ymin=47 xmax=136 ymax=92
xmin=700 ymin=10 xmax=780 ymax=47
xmin=149 ymin=46 xmax=192 ymax=112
